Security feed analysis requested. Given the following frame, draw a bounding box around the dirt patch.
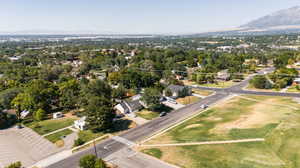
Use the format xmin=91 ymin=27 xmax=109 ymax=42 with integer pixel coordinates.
xmin=213 ymin=98 xmax=288 ymax=132
xmin=159 ymin=146 xmax=194 ymax=168
xmin=184 ymin=124 xmax=203 ymax=129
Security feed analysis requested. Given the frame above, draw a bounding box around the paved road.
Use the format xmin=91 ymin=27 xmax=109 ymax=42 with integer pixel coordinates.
xmin=47 ymin=93 xmax=227 ymax=168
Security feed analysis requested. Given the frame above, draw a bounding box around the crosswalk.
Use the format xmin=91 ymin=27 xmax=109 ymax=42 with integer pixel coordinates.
xmin=111 ymin=136 xmax=136 ymax=147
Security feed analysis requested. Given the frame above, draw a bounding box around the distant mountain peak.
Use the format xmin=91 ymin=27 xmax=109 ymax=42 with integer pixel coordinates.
xmin=241 ymin=6 xmax=300 ymax=28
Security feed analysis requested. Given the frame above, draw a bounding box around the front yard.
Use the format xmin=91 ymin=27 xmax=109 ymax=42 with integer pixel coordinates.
xmin=45 ymin=129 xmax=73 ymax=143
xmin=25 ymin=118 xmax=77 ymax=135
xmin=176 ymin=96 xmax=200 ymax=105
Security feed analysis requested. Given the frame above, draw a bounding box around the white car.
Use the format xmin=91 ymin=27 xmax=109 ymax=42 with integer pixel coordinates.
xmin=200 ymin=104 xmax=208 ymax=109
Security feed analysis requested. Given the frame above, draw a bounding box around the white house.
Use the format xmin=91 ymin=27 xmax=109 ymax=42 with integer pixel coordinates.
xmin=20 ymin=110 xmax=30 ymax=119
xmin=74 ymin=116 xmax=87 ymax=131
xmin=114 ymin=100 xmax=143 ymax=115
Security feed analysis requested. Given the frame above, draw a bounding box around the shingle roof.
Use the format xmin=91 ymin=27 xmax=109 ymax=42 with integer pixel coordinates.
xmin=166 ymin=85 xmax=186 ymax=93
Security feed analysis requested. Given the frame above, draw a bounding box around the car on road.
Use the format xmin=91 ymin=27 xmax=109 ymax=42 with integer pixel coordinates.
xmin=200 ymin=104 xmax=208 ymax=109
xmin=159 ymin=112 xmax=167 ymax=117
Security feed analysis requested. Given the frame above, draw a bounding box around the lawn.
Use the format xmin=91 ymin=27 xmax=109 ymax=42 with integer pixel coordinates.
xmin=192 ymin=89 xmax=213 ymax=96
xmin=136 ymin=110 xmax=160 ymax=120
xmin=78 ymin=130 xmax=105 ymax=143
xmin=141 ymin=95 xmax=300 ymax=168
xmin=45 ymin=129 xmax=73 ymax=143
xmin=176 ymin=96 xmax=200 ymax=105
xmin=183 ymin=80 xmax=237 ymax=88
xmin=26 ymin=118 xmax=76 ymax=135
xmin=136 ymin=105 xmax=173 ymax=120
xmin=287 ymin=85 xmax=300 ymax=93
xmin=199 ymin=81 xmax=238 ymax=88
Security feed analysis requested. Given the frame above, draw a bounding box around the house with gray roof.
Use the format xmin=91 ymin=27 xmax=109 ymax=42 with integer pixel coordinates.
xmin=163 ymin=85 xmax=191 ymax=99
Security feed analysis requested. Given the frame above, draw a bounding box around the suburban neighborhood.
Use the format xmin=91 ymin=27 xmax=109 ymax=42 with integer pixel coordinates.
xmin=1 ymin=1 xmax=300 ymax=168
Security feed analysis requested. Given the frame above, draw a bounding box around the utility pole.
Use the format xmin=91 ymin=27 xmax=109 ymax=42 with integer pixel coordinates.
xmin=93 ymin=140 xmax=98 ymax=158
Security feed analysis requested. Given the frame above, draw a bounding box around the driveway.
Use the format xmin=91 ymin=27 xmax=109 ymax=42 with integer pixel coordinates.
xmin=162 ymin=101 xmax=185 ymax=110
xmin=0 ymin=127 xmax=59 ymax=168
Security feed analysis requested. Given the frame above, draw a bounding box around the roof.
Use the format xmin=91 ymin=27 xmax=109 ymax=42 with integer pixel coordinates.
xmin=125 ymin=100 xmax=143 ymax=111
xmin=166 ymin=85 xmax=186 ymax=93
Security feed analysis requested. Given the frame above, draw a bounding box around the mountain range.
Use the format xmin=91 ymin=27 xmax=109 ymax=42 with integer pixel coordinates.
xmin=194 ymin=6 xmax=300 ymax=37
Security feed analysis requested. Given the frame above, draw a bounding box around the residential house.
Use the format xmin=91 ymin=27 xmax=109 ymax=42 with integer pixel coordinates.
xmin=163 ymin=85 xmax=191 ymax=99
xmin=114 ymin=99 xmax=143 ymax=115
xmin=217 ymin=69 xmax=230 ymax=81
xmin=74 ymin=116 xmax=87 ymax=131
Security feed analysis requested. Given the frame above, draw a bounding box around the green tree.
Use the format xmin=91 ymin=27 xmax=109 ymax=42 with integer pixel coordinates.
xmin=250 ymin=75 xmax=272 ymax=89
xmin=12 ymin=79 xmax=58 ymax=113
xmin=34 ymin=108 xmax=46 ymax=121
xmin=141 ymin=88 xmax=161 ymax=111
xmin=85 ymin=96 xmax=115 ymax=132
xmin=79 ymin=155 xmax=106 ymax=168
xmin=58 ymin=79 xmax=80 ymax=110
xmin=5 ymin=161 xmax=22 ymax=168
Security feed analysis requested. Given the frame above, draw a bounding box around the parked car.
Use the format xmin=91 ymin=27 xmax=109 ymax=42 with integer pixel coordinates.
xmin=159 ymin=112 xmax=167 ymax=117
xmin=200 ymin=104 xmax=208 ymax=109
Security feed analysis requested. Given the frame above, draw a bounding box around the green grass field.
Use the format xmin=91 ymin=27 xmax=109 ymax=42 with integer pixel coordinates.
xmin=141 ymin=95 xmax=300 ymax=168
xmin=45 ymin=129 xmax=73 ymax=143
xmin=136 ymin=110 xmax=160 ymax=120
xmin=26 ymin=118 xmax=76 ymax=135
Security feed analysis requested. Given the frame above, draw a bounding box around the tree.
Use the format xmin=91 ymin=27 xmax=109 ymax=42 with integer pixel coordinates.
xmin=12 ymin=79 xmax=58 ymax=113
xmin=85 ymin=96 xmax=115 ymax=132
xmin=165 ymin=88 xmax=173 ymax=97
xmin=0 ymin=88 xmax=21 ymax=110
xmin=5 ymin=161 xmax=22 ymax=168
xmin=250 ymin=75 xmax=272 ymax=89
xmin=79 ymin=155 xmax=107 ymax=168
xmin=112 ymin=85 xmax=127 ymax=99
xmin=141 ymin=88 xmax=161 ymax=111
xmin=34 ymin=108 xmax=46 ymax=121
xmin=58 ymin=79 xmax=80 ymax=110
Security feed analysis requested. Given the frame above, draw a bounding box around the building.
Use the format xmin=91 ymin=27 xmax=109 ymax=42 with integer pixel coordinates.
xmin=74 ymin=116 xmax=87 ymax=131
xmin=217 ymin=69 xmax=230 ymax=81
xmin=114 ymin=100 xmax=143 ymax=114
xmin=163 ymin=85 xmax=191 ymax=99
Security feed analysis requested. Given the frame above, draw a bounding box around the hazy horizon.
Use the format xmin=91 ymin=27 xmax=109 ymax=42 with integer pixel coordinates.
xmin=1 ymin=0 xmax=300 ymax=34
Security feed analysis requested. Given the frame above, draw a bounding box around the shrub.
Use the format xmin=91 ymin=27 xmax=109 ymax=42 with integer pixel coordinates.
xmin=74 ymin=138 xmax=85 ymax=147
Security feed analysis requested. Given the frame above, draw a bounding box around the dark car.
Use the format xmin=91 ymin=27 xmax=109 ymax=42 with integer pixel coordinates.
xmin=159 ymin=112 xmax=167 ymax=117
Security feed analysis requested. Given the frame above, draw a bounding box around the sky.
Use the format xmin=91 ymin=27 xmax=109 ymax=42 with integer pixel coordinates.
xmin=0 ymin=0 xmax=299 ymax=34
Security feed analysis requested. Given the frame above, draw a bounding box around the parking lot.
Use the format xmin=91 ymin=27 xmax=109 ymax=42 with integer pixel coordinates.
xmin=0 ymin=127 xmax=59 ymax=168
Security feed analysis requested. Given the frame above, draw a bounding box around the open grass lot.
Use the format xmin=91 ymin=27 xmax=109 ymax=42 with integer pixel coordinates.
xmin=176 ymin=96 xmax=200 ymax=105
xmin=136 ymin=110 xmax=160 ymax=120
xmin=26 ymin=118 xmax=76 ymax=135
xmin=141 ymin=95 xmax=300 ymax=168
xmin=192 ymin=89 xmax=213 ymax=96
xmin=45 ymin=129 xmax=73 ymax=143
